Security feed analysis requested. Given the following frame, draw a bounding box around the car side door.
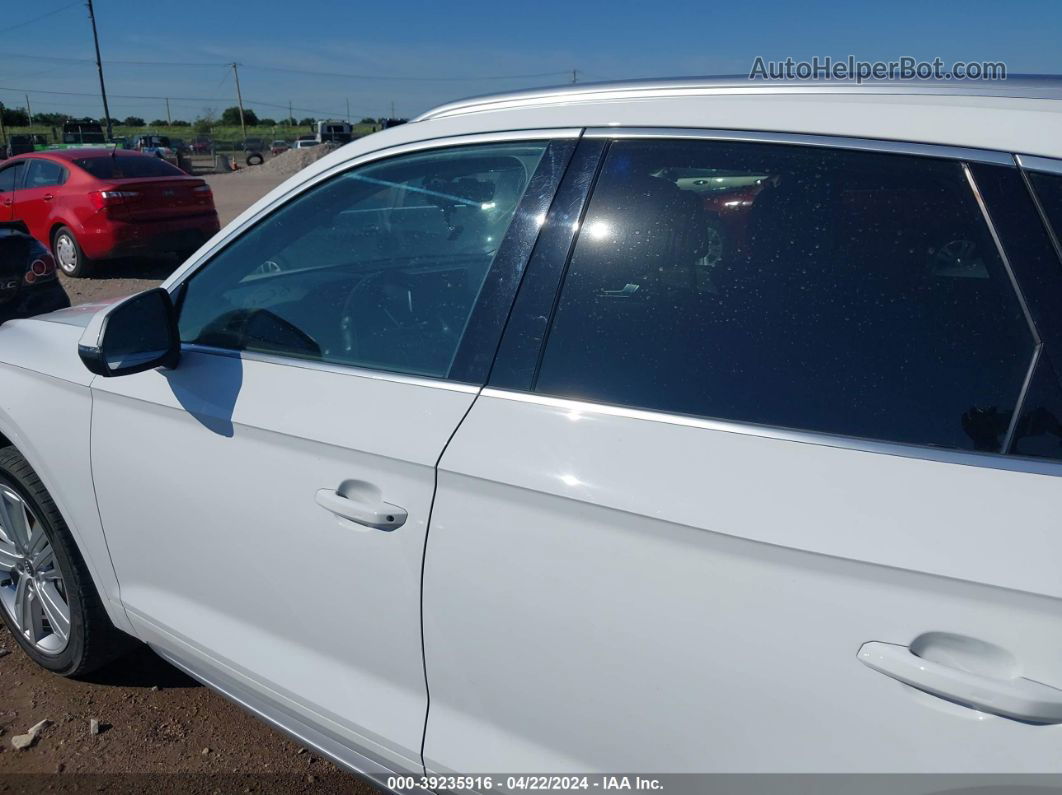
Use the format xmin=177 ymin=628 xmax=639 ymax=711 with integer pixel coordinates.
xmin=0 ymin=162 xmax=25 ymax=221
xmin=88 ymin=133 xmax=575 ymax=774
xmin=422 ymin=134 xmax=1062 ymax=773
xmin=13 ymin=159 xmax=67 ymax=244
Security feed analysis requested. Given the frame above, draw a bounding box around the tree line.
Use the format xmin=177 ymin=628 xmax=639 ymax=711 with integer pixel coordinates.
xmin=2 ymin=106 xmax=398 ymax=129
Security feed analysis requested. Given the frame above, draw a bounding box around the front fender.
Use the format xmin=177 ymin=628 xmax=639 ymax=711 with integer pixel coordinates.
xmin=0 ymin=318 xmax=134 ymax=634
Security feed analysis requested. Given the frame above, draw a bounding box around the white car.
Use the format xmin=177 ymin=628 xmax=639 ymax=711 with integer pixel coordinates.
xmin=3 ymin=77 xmax=1062 ymax=785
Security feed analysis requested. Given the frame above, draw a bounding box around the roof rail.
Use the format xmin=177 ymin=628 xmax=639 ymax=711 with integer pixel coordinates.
xmin=415 ymin=74 xmax=1062 ymax=121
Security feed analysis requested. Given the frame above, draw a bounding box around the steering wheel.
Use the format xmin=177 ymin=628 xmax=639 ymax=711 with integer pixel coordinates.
xmin=196 ymin=307 xmax=321 ymax=357
xmin=338 ymin=269 xmax=459 ymax=361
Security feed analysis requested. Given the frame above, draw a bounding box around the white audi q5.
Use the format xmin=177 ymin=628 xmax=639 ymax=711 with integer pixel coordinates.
xmin=2 ymin=77 xmax=1062 ymax=783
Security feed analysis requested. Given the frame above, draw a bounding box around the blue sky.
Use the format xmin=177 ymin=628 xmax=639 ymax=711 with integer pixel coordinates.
xmin=2 ymin=0 xmax=1061 ymax=123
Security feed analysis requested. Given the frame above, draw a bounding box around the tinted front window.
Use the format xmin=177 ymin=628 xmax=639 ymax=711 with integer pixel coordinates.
xmin=74 ymin=156 xmax=184 ymax=180
xmin=24 ymin=160 xmax=67 ymax=188
xmin=0 ymin=163 xmax=25 ymax=193
xmin=178 ymin=142 xmax=548 ymax=379
xmin=536 ymin=140 xmax=1035 ymax=452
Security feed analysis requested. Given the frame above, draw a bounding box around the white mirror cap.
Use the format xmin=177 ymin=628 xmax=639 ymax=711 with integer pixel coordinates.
xmin=77 ymin=293 xmax=145 ymax=350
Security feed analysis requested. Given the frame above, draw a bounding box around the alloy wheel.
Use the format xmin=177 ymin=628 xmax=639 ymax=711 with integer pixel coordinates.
xmin=0 ymin=485 xmax=71 ymax=654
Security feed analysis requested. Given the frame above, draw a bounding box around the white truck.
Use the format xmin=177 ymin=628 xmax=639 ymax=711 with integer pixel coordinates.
xmin=315 ymin=120 xmax=353 ymax=144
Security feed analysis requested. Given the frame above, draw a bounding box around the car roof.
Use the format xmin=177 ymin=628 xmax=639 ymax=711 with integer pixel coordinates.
xmin=10 ymin=148 xmax=157 ymax=163
xmin=402 ymin=74 xmax=1062 ymax=161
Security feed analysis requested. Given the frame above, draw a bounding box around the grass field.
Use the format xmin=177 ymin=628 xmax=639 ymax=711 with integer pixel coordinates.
xmin=5 ymin=122 xmax=378 ymax=147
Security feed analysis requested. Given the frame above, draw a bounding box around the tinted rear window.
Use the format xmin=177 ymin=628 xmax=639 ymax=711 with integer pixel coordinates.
xmin=535 ymin=139 xmax=1036 ymax=453
xmin=74 ymin=156 xmax=183 ymax=180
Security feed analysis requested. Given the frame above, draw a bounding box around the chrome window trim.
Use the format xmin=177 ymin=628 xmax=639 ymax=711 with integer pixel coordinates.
xmin=481 ymin=388 xmax=1062 ymax=478
xmin=181 ymin=343 xmax=481 ymax=394
xmin=163 ymin=127 xmax=583 ymax=291
xmin=962 ymin=164 xmax=1041 ymax=346
xmin=1017 ymin=156 xmax=1062 ymax=271
xmin=1004 ymin=344 xmax=1043 ymax=454
xmin=583 ymin=126 xmax=1015 ymax=166
xmin=1015 ymin=153 xmax=1062 ymax=177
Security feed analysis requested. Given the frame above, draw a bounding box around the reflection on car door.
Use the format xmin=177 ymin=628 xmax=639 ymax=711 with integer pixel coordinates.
xmin=421 ymin=137 xmax=1062 ymax=773
xmin=88 ymin=136 xmax=570 ymax=773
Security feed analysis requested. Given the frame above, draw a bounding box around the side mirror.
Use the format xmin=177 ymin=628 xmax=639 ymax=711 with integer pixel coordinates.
xmin=78 ymin=288 xmax=180 ymax=377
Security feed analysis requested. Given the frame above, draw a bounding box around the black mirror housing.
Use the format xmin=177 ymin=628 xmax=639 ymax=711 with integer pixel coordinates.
xmin=78 ymin=288 xmax=181 ymax=377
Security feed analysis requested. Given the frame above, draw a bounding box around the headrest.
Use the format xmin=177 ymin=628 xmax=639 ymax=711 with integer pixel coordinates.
xmin=583 ymin=174 xmax=709 ymax=275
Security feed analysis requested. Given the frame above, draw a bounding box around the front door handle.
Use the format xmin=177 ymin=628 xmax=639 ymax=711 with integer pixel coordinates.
xmin=43 ymin=193 xmax=54 ymax=201
xmin=314 ymin=487 xmax=407 ymax=531
xmin=858 ymin=641 xmax=1062 ymax=724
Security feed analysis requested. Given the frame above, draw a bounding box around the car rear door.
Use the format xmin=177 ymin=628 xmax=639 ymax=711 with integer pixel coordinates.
xmin=422 ymin=132 xmax=1062 ymax=773
xmin=88 ymin=132 xmax=576 ymax=774
xmin=12 ymin=158 xmax=67 ymax=244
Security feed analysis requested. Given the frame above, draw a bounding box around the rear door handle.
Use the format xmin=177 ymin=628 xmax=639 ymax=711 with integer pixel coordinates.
xmin=858 ymin=641 xmax=1062 ymax=724
xmin=314 ymin=487 xmax=407 ymax=531
xmin=43 ymin=193 xmax=54 ymax=201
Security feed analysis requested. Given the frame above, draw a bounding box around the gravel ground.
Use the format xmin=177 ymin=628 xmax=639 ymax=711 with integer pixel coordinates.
xmin=1 ymin=168 xmax=383 ymax=790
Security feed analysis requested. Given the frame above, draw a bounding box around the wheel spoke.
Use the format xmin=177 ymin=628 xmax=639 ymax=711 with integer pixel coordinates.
xmin=13 ymin=576 xmax=34 ymax=640
xmin=0 ymin=489 xmax=30 ymax=554
xmin=36 ymin=580 xmax=70 ymax=642
xmin=32 ymin=546 xmax=55 ymax=574
xmin=0 ymin=540 xmax=20 ymax=572
xmin=26 ymin=521 xmax=48 ymax=562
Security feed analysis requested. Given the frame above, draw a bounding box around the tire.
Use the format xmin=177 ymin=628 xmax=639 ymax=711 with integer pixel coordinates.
xmin=0 ymin=446 xmax=135 ymax=676
xmin=245 ymin=152 xmax=264 ymax=166
xmin=52 ymin=226 xmax=94 ymax=278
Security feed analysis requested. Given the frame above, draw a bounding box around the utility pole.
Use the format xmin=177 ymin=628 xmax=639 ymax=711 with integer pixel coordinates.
xmin=0 ymin=102 xmax=7 ymax=149
xmin=345 ymin=97 xmax=350 ymax=124
xmin=231 ymin=62 xmax=247 ymax=142
xmin=86 ymin=0 xmax=113 ymax=141
xmin=571 ymin=69 xmax=578 ymax=84
xmin=25 ymin=94 xmax=32 ymax=123
xmin=165 ymin=98 xmax=171 ymax=125
xmin=390 ymin=100 xmax=395 ymax=120
xmin=288 ymin=100 xmax=293 ymax=126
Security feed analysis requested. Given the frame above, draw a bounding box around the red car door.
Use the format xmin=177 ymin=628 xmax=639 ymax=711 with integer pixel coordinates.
xmin=12 ymin=158 xmax=67 ymax=245
xmin=0 ymin=161 xmax=25 ymax=221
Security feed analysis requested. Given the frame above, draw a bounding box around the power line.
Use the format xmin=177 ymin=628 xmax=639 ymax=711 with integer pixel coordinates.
xmin=0 ymin=51 xmax=574 ymax=82
xmin=238 ymin=64 xmax=574 ymax=82
xmin=0 ymin=1 xmax=80 ymax=35
xmin=0 ymin=52 xmax=228 ymax=67
xmin=0 ymin=85 xmax=367 ymax=119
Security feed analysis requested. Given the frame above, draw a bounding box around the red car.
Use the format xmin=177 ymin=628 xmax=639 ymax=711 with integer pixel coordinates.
xmin=0 ymin=149 xmax=220 ymax=277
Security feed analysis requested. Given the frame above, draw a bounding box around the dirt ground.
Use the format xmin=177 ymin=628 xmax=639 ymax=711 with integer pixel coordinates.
xmin=2 ymin=169 xmax=382 ymax=792
xmin=0 ymin=625 xmax=378 ymax=793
